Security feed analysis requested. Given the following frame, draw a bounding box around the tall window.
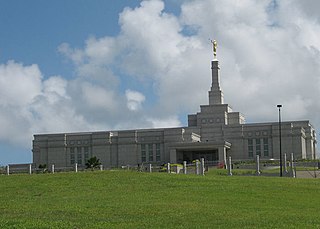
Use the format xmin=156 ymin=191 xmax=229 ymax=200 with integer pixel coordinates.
xmin=263 ymin=138 xmax=269 ymax=157
xmin=84 ymin=146 xmax=90 ymax=163
xmin=148 ymin=144 xmax=153 ymax=162
xmin=141 ymin=144 xmax=146 ymax=162
xmin=248 ymin=139 xmax=253 ymax=157
xmin=255 ymin=139 xmax=261 ymax=156
xmin=77 ymin=147 xmax=82 ymax=165
xmin=156 ymin=143 xmax=161 ymax=162
xmin=70 ymin=147 xmax=75 ymax=165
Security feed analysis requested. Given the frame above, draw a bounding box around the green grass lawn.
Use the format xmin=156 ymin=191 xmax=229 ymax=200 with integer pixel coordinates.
xmin=1 ymin=170 xmax=320 ymax=229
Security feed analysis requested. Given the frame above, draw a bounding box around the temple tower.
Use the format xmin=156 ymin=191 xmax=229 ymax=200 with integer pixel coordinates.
xmin=208 ymin=39 xmax=224 ymax=105
xmin=208 ymin=59 xmax=224 ymax=105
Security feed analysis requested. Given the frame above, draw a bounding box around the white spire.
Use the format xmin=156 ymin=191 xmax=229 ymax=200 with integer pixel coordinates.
xmin=208 ymin=39 xmax=224 ymax=104
xmin=208 ymin=56 xmax=224 ymax=105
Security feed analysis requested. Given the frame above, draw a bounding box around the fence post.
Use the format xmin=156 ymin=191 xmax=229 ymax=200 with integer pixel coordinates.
xmin=51 ymin=164 xmax=55 ymax=174
xmin=183 ymin=161 xmax=187 ymax=174
xmin=75 ymin=163 xmax=78 ymax=173
xmin=167 ymin=163 xmax=170 ymax=174
xmin=290 ymin=153 xmax=296 ymax=178
xmin=148 ymin=164 xmax=152 ymax=173
xmin=228 ymin=156 xmax=232 ymax=176
xmin=29 ymin=164 xmax=32 ymax=175
xmin=175 ymin=165 xmax=179 ymax=174
xmin=100 ymin=165 xmax=103 ymax=171
xmin=200 ymin=158 xmax=205 ymax=176
xmin=284 ymin=153 xmax=288 ymax=175
xmin=256 ymin=155 xmax=260 ymax=176
xmin=6 ymin=165 xmax=9 ymax=175
xmin=195 ymin=160 xmax=200 ymax=175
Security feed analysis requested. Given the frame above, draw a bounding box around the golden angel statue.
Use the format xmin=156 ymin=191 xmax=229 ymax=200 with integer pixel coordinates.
xmin=210 ymin=39 xmax=217 ymax=58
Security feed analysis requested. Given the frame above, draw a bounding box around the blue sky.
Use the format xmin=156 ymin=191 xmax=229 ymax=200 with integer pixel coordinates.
xmin=0 ymin=1 xmax=140 ymax=77
xmin=0 ymin=0 xmax=320 ymax=165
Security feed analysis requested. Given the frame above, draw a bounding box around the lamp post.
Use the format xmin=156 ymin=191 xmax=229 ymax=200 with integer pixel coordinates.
xmin=277 ymin=104 xmax=283 ymax=177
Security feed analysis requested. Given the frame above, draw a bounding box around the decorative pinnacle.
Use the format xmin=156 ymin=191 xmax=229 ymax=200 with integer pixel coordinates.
xmin=210 ymin=39 xmax=217 ymax=58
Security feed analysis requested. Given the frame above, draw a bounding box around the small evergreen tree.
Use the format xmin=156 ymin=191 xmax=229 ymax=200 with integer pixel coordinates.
xmin=85 ymin=156 xmax=101 ymax=170
xmin=38 ymin=164 xmax=47 ymax=173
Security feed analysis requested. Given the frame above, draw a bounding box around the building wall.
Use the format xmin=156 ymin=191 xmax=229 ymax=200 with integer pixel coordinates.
xmin=33 ymin=119 xmax=317 ymax=168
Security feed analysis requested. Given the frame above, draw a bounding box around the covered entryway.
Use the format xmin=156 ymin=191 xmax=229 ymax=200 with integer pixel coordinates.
xmin=178 ymin=149 xmax=218 ymax=163
xmin=169 ymin=141 xmax=231 ymax=165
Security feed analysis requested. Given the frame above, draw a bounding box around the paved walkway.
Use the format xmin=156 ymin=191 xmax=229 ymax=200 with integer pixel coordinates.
xmin=296 ymin=170 xmax=320 ymax=179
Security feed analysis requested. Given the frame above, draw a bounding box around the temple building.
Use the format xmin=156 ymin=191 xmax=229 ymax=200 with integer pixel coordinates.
xmin=32 ymin=44 xmax=317 ymax=168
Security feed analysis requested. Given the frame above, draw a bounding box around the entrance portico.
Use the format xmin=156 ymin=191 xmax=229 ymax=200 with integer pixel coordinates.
xmin=169 ymin=141 xmax=231 ymax=165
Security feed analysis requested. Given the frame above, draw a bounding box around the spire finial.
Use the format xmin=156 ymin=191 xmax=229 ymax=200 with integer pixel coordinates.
xmin=210 ymin=39 xmax=217 ymax=59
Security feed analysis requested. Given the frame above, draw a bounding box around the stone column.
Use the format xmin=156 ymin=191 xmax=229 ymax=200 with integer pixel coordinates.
xmin=100 ymin=165 xmax=103 ymax=171
xmin=284 ymin=153 xmax=288 ymax=175
xmin=169 ymin=149 xmax=177 ymax=163
xmin=6 ymin=165 xmax=9 ymax=175
xmin=167 ymin=163 xmax=170 ymax=174
xmin=183 ymin=161 xmax=187 ymax=174
xmin=29 ymin=164 xmax=32 ymax=175
xmin=228 ymin=156 xmax=232 ymax=176
xmin=109 ymin=142 xmax=112 ymax=168
xmin=148 ymin=164 xmax=152 ymax=173
xmin=195 ymin=160 xmax=200 ymax=175
xmin=256 ymin=155 xmax=261 ymax=176
xmin=290 ymin=153 xmax=296 ymax=178
xmin=200 ymin=158 xmax=205 ymax=176
xmin=174 ymin=165 xmax=179 ymax=174
xmin=218 ymin=147 xmax=227 ymax=169
xmin=51 ymin=164 xmax=55 ymax=174
xmin=75 ymin=163 xmax=78 ymax=173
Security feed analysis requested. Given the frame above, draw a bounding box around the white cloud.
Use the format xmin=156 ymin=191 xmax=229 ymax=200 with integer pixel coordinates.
xmin=177 ymin=0 xmax=320 ymax=127
xmin=81 ymin=82 xmax=117 ymax=110
xmin=147 ymin=116 xmax=181 ymax=128
xmin=125 ymin=89 xmax=145 ymax=111
xmin=0 ymin=61 xmax=42 ymax=145
xmin=0 ymin=61 xmax=42 ymax=107
xmin=58 ymin=43 xmax=84 ymax=65
xmin=119 ymin=0 xmax=184 ymax=76
xmin=43 ymin=76 xmax=69 ymax=104
xmin=0 ymin=61 xmax=94 ymax=147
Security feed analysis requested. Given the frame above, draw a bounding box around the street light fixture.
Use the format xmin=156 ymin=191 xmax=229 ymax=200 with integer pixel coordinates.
xmin=277 ymin=104 xmax=283 ymax=177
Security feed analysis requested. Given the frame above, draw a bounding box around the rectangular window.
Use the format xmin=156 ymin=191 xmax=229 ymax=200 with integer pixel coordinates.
xmin=70 ymin=147 xmax=75 ymax=165
xmin=248 ymin=139 xmax=253 ymax=157
xmin=255 ymin=139 xmax=261 ymax=156
xmin=84 ymin=146 xmax=90 ymax=163
xmin=263 ymin=138 xmax=269 ymax=157
xmin=141 ymin=144 xmax=146 ymax=162
xmin=148 ymin=144 xmax=153 ymax=162
xmin=77 ymin=147 xmax=82 ymax=165
xmin=156 ymin=143 xmax=161 ymax=162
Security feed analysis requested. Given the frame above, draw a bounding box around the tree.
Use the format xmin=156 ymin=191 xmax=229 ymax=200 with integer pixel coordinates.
xmin=85 ymin=156 xmax=101 ymax=170
xmin=38 ymin=164 xmax=48 ymax=173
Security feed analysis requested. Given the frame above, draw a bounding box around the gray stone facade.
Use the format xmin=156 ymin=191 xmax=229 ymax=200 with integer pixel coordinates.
xmin=32 ymin=57 xmax=317 ymax=168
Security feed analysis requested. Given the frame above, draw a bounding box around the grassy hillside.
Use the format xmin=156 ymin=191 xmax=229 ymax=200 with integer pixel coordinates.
xmin=0 ymin=170 xmax=320 ymax=228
